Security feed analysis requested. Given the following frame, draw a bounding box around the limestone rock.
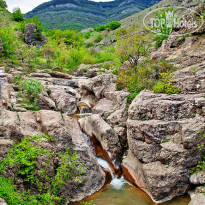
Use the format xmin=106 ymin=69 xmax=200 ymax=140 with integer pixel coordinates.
xmin=128 ymin=90 xmax=205 ymax=121
xmin=0 ymin=198 xmax=7 ymax=205
xmin=107 ymin=107 xmax=128 ymax=127
xmin=79 ymin=114 xmax=122 ymax=170
xmin=92 ymin=98 xmax=120 ymax=117
xmin=48 ymin=85 xmax=77 ymax=115
xmin=24 ymin=23 xmax=45 ymax=47
xmin=190 ymin=171 xmax=205 ymax=185
xmin=123 ymin=89 xmax=205 ymax=203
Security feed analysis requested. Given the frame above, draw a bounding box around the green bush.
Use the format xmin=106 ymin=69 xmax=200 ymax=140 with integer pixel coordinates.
xmin=153 ymin=73 xmax=181 ymax=95
xmin=106 ymin=21 xmax=121 ymax=30
xmin=0 ymin=134 xmax=85 ymax=205
xmin=94 ymin=35 xmax=103 ymax=43
xmin=12 ymin=8 xmax=24 ymax=22
xmin=19 ymin=79 xmax=43 ymax=109
xmin=154 ymin=35 xmax=168 ymax=49
xmin=84 ymin=31 xmax=91 ymax=39
xmin=18 ymin=17 xmax=43 ymax=33
xmin=0 ymin=26 xmax=18 ymax=57
xmin=94 ymin=25 xmax=106 ymax=32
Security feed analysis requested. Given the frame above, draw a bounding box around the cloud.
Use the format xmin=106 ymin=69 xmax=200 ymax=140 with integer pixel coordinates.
xmin=6 ymin=0 xmax=50 ymax=13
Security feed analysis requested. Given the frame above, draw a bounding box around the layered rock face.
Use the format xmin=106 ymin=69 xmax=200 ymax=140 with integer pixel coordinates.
xmin=123 ymin=90 xmax=205 ymax=203
xmin=0 ymin=109 xmax=106 ymax=203
xmin=0 ymin=68 xmax=113 ymax=203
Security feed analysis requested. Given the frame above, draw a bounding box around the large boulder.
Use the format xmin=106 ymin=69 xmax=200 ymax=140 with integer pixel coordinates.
xmin=24 ymin=23 xmax=46 ymax=47
xmin=79 ymin=114 xmax=122 ymax=171
xmin=47 ymin=85 xmax=78 ymax=115
xmin=123 ymin=90 xmax=205 ymax=203
xmin=189 ymin=187 xmax=205 ymax=205
xmin=128 ymin=90 xmax=205 ymax=121
xmin=92 ymin=98 xmax=120 ymax=117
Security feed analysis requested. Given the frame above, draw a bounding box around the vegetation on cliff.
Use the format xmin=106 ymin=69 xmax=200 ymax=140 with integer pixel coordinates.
xmin=0 ymin=134 xmax=85 ymax=204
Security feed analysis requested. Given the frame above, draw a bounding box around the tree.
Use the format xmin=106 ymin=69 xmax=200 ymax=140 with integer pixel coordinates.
xmin=41 ymin=43 xmax=55 ymax=65
xmin=0 ymin=26 xmax=18 ymax=57
xmin=12 ymin=8 xmax=24 ymax=22
xmin=115 ymin=25 xmax=153 ymax=73
xmin=0 ymin=0 xmax=7 ymax=9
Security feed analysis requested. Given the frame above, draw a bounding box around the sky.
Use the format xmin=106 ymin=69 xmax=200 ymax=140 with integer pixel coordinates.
xmin=6 ymin=0 xmax=114 ymax=14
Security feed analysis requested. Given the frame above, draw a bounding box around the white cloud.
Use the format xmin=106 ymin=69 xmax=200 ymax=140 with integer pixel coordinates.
xmin=6 ymin=0 xmax=50 ymax=13
xmin=6 ymin=0 xmax=114 ymax=14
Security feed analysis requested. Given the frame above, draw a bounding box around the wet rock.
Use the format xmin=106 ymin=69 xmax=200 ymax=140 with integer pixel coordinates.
xmin=79 ymin=114 xmax=122 ymax=170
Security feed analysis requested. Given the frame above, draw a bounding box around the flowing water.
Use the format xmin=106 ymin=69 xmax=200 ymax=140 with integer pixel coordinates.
xmin=81 ymin=157 xmax=190 ymax=205
xmin=76 ymin=121 xmax=191 ymax=205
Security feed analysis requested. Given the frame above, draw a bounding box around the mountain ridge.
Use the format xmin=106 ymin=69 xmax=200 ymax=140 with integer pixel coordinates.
xmin=25 ymin=0 xmax=160 ymax=30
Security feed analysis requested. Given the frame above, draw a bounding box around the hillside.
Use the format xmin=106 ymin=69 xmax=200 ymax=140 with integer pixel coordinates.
xmin=25 ymin=0 xmax=160 ymax=30
xmin=0 ymin=8 xmax=13 ymax=27
xmin=0 ymin=1 xmax=205 ymax=205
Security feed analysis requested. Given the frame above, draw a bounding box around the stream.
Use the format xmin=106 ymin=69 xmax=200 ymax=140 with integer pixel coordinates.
xmin=72 ymin=111 xmax=191 ymax=205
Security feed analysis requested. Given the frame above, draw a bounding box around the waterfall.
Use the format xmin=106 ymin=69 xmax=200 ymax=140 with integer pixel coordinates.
xmin=96 ymin=157 xmax=125 ymax=190
xmin=83 ymin=133 xmax=126 ymax=190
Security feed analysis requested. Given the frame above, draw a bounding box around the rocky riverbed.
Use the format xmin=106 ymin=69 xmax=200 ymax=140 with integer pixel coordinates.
xmin=0 ymin=55 xmax=205 ymax=204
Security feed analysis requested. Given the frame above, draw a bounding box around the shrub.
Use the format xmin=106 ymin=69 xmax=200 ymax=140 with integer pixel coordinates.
xmin=115 ymin=25 xmax=153 ymax=73
xmin=18 ymin=17 xmax=43 ymax=33
xmin=19 ymin=79 xmax=43 ymax=109
xmin=94 ymin=35 xmax=103 ymax=43
xmin=0 ymin=134 xmax=85 ymax=204
xmin=153 ymin=73 xmax=181 ymax=95
xmin=106 ymin=21 xmax=121 ymax=30
xmin=94 ymin=25 xmax=106 ymax=32
xmin=84 ymin=31 xmax=91 ymax=39
xmin=0 ymin=26 xmax=18 ymax=57
xmin=115 ymin=28 xmax=127 ymax=39
xmin=12 ymin=8 xmax=24 ymax=22
xmin=154 ymin=35 xmax=168 ymax=49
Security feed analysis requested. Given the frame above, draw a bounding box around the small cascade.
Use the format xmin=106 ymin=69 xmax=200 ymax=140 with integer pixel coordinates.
xmin=83 ymin=133 xmax=95 ymax=154
xmin=96 ymin=157 xmax=126 ymax=190
xmin=83 ymin=133 xmax=126 ymax=190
